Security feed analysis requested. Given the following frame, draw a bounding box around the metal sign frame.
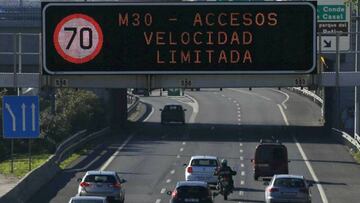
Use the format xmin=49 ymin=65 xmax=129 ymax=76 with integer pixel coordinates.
xmin=42 ymin=1 xmax=317 ymax=75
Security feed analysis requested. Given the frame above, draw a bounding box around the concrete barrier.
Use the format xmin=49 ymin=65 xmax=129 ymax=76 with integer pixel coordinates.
xmin=0 ymin=155 xmax=60 ymax=203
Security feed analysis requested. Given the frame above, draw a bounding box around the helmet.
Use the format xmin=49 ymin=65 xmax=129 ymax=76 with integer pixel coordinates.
xmin=221 ymin=159 xmax=227 ymax=166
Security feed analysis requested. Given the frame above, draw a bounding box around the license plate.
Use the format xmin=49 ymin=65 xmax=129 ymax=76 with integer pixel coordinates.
xmin=184 ymin=198 xmax=199 ymax=202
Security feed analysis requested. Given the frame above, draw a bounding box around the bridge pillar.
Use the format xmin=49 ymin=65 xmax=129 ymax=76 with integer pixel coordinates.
xmin=109 ymin=88 xmax=128 ymax=130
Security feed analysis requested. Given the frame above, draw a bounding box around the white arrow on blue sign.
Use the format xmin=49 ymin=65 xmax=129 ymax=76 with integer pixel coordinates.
xmin=2 ymin=96 xmax=40 ymax=139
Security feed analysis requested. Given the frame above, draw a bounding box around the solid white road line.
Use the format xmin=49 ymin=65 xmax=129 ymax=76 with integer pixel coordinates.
xmin=143 ymin=106 xmax=155 ymax=122
xmin=100 ymin=135 xmax=134 ymax=171
xmin=293 ymin=136 xmax=329 ymax=203
xmin=277 ymin=104 xmax=289 ymax=126
xmin=185 ymin=94 xmax=199 ymax=123
xmin=272 ymin=89 xmax=290 ymax=110
xmin=277 ymin=104 xmax=328 ymax=203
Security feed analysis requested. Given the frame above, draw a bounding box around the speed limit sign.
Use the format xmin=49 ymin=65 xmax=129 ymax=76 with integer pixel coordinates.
xmin=53 ymin=13 xmax=103 ymax=64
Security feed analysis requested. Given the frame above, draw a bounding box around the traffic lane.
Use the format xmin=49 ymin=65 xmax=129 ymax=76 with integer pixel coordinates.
xmin=186 ymin=89 xmax=240 ymax=124
xmin=251 ymin=88 xmax=322 ymax=126
xmin=103 ymin=128 xmax=188 ymax=203
xmin=139 ymin=96 xmax=193 ymax=123
xmin=27 ymin=133 xmax=132 ymax=203
xmin=223 ymin=88 xmax=286 ymax=126
xmin=159 ymin=133 xmax=249 ymax=203
xmin=293 ymin=133 xmax=360 ymax=203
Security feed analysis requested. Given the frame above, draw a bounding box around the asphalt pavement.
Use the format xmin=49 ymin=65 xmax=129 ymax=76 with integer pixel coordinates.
xmin=27 ymin=88 xmax=360 ymax=203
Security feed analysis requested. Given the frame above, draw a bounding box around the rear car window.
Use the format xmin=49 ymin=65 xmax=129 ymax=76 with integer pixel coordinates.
xmin=72 ymin=200 xmax=104 ymax=203
xmin=274 ymin=178 xmax=305 ymax=188
xmin=191 ymin=159 xmax=218 ymax=167
xmin=256 ymin=145 xmax=286 ymax=162
xmin=84 ymin=175 xmax=116 ymax=183
xmin=165 ymin=105 xmax=182 ymax=111
xmin=177 ymin=186 xmax=209 ymax=198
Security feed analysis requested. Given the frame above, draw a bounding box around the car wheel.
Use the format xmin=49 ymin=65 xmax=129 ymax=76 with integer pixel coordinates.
xmin=254 ymin=173 xmax=259 ymax=181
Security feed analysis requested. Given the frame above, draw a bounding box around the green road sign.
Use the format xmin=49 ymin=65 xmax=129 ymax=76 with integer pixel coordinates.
xmin=317 ymin=5 xmax=346 ymax=21
xmin=168 ymin=88 xmax=181 ymax=96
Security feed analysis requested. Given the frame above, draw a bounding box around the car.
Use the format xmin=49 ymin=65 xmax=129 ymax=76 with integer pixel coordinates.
xmin=77 ymin=171 xmax=126 ymax=203
xmin=160 ymin=104 xmax=186 ymax=124
xmin=184 ymin=156 xmax=219 ymax=185
xmin=264 ymin=174 xmax=313 ymax=203
xmin=69 ymin=196 xmax=108 ymax=203
xmin=167 ymin=181 xmax=213 ymax=203
xmin=251 ymin=139 xmax=289 ymax=180
xmin=131 ymin=88 xmax=150 ymax=96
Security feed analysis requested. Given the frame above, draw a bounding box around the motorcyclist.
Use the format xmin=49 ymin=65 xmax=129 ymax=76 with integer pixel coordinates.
xmin=214 ymin=159 xmax=236 ymax=191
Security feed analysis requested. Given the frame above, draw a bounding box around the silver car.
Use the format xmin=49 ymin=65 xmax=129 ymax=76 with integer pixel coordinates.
xmin=264 ymin=174 xmax=313 ymax=203
xmin=185 ymin=156 xmax=219 ymax=185
xmin=77 ymin=171 xmax=126 ymax=203
xmin=69 ymin=196 xmax=108 ymax=203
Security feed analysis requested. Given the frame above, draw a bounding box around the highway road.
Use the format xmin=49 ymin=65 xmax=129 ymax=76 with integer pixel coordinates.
xmin=28 ymin=88 xmax=360 ymax=203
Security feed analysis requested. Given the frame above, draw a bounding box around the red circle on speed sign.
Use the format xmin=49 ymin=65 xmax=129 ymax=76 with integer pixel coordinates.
xmin=53 ymin=13 xmax=103 ymax=64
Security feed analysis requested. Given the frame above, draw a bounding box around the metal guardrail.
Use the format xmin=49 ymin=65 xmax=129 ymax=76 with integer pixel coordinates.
xmin=333 ymin=128 xmax=360 ymax=151
xmin=288 ymin=87 xmax=323 ymax=105
xmin=53 ymin=95 xmax=139 ymax=164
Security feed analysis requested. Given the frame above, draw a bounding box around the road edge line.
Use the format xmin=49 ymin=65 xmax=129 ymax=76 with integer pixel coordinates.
xmin=277 ymin=104 xmax=328 ymax=203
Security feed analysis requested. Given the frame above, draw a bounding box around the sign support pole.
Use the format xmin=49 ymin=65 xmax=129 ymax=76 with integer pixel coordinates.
xmin=10 ymin=140 xmax=14 ymax=173
xmin=28 ymin=139 xmax=32 ymax=171
xmin=336 ymin=33 xmax=341 ymax=128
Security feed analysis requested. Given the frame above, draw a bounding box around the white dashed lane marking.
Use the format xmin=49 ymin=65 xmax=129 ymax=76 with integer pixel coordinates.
xmin=180 ymin=148 xmax=184 ymax=152
xmin=177 ymin=155 xmax=181 ymax=158
xmin=241 ymin=163 xmax=244 ymax=168
xmin=155 ymin=199 xmax=161 ymax=203
xmin=239 ymin=143 xmax=243 ymax=146
xmin=241 ymin=171 xmax=245 ymax=176
xmin=166 ymin=179 xmax=171 ymax=183
xmin=170 ymin=170 xmax=175 ymax=174
xmin=182 ymin=142 xmax=186 ymax=145
xmin=240 ymin=180 xmax=245 ymax=185
xmin=240 ymin=156 xmax=244 ymax=161
xmin=160 ymin=188 xmax=166 ymax=194
xmin=240 ymin=149 xmax=243 ymax=153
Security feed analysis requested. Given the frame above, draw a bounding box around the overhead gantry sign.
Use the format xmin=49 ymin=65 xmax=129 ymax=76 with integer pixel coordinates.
xmin=42 ymin=2 xmax=316 ymax=75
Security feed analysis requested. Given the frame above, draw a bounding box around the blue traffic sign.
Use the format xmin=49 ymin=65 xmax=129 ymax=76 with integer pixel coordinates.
xmin=2 ymin=96 xmax=40 ymax=139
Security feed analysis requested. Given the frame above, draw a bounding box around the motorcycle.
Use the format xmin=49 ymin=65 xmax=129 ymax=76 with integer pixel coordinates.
xmin=215 ymin=171 xmax=236 ymax=200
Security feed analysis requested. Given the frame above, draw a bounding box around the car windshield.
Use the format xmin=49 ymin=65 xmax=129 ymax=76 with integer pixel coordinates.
xmin=274 ymin=178 xmax=306 ymax=188
xmin=164 ymin=105 xmax=182 ymax=111
xmin=191 ymin=159 xmax=218 ymax=167
xmin=176 ymin=186 xmax=209 ymax=198
xmin=72 ymin=200 xmax=104 ymax=203
xmin=84 ymin=175 xmax=116 ymax=183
